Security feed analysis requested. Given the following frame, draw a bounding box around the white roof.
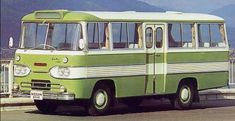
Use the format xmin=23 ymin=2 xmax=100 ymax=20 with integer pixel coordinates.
xmin=82 ymin=11 xmax=224 ymax=22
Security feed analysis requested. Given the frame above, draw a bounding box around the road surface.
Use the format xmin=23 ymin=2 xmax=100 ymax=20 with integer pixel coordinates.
xmin=1 ymin=99 xmax=235 ymax=121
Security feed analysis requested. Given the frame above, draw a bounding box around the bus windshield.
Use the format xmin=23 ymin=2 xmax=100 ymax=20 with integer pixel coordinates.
xmin=22 ymin=23 xmax=82 ymax=50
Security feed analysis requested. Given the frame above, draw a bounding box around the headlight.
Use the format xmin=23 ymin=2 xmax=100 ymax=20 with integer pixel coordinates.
xmin=50 ymin=66 xmax=86 ymax=79
xmin=58 ymin=67 xmax=70 ymax=77
xmin=15 ymin=55 xmax=20 ymax=61
xmin=14 ymin=65 xmax=30 ymax=76
xmin=50 ymin=66 xmax=71 ymax=78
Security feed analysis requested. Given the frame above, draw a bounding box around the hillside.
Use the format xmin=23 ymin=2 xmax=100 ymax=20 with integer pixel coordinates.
xmin=211 ymin=4 xmax=235 ymax=48
xmin=1 ymin=0 xmax=163 ymax=49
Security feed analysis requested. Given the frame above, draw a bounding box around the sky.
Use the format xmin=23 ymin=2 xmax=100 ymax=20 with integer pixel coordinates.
xmin=139 ymin=0 xmax=235 ymax=13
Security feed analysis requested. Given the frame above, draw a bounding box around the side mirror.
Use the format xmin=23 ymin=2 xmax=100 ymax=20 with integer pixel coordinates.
xmin=9 ymin=37 xmax=14 ymax=48
xmin=79 ymin=39 xmax=85 ymax=50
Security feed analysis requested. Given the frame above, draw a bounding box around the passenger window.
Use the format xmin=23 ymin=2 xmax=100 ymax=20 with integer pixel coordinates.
xmin=198 ymin=24 xmax=210 ymax=47
xmin=146 ymin=27 xmax=153 ymax=48
xmin=198 ymin=23 xmax=226 ymax=48
xmin=168 ymin=23 xmax=193 ymax=48
xmin=112 ymin=23 xmax=143 ymax=49
xmin=155 ymin=27 xmax=163 ymax=48
xmin=87 ymin=23 xmax=109 ymax=49
xmin=182 ymin=24 xmax=193 ymax=48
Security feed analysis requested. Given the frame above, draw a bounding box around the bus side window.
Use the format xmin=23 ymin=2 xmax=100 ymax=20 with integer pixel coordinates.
xmin=168 ymin=23 xmax=193 ymax=48
xmin=198 ymin=23 xmax=226 ymax=48
xmin=87 ymin=22 xmax=109 ymax=50
xmin=112 ymin=23 xmax=143 ymax=49
xmin=145 ymin=27 xmax=153 ymax=48
xmin=198 ymin=24 xmax=210 ymax=47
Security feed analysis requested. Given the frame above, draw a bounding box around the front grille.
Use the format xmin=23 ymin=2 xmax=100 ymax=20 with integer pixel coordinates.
xmin=20 ymin=80 xmax=60 ymax=91
xmin=31 ymin=80 xmax=51 ymax=90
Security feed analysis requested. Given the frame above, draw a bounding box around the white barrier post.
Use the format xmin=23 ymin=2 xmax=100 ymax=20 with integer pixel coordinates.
xmin=8 ymin=60 xmax=14 ymax=97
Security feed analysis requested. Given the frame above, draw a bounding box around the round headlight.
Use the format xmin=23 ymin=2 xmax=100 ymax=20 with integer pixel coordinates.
xmin=15 ymin=55 xmax=20 ymax=61
xmin=14 ymin=65 xmax=30 ymax=76
xmin=58 ymin=67 xmax=70 ymax=77
xmin=15 ymin=67 xmax=21 ymax=74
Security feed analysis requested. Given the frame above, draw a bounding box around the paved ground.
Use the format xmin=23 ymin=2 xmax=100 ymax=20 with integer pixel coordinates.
xmin=1 ymin=99 xmax=235 ymax=121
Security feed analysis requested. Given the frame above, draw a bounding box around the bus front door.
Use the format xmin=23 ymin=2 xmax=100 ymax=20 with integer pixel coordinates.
xmin=145 ymin=24 xmax=165 ymax=94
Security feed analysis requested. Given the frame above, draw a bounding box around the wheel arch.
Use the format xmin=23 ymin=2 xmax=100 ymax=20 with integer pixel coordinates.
xmin=178 ymin=77 xmax=199 ymax=102
xmin=178 ymin=77 xmax=198 ymax=90
xmin=92 ymin=79 xmax=116 ymax=98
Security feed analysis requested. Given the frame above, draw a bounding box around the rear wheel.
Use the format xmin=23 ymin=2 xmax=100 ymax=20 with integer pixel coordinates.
xmin=170 ymin=83 xmax=195 ymax=110
xmin=87 ymin=84 xmax=112 ymax=116
xmin=34 ymin=100 xmax=58 ymax=114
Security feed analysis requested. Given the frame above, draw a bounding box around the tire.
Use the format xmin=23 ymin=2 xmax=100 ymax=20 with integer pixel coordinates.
xmin=34 ymin=100 xmax=58 ymax=114
xmin=172 ymin=83 xmax=195 ymax=110
xmin=87 ymin=84 xmax=112 ymax=116
xmin=122 ymin=98 xmax=142 ymax=108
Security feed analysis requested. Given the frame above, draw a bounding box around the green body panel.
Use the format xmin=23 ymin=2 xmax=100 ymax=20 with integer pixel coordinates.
xmin=22 ymin=11 xmax=101 ymax=22
xmin=165 ymin=72 xmax=228 ymax=94
xmin=15 ymin=53 xmax=146 ymax=68
xmin=146 ymin=75 xmax=165 ymax=94
xmin=167 ymin=51 xmax=229 ymax=63
xmin=112 ymin=76 xmax=146 ymax=97
xmin=146 ymin=53 xmax=164 ymax=63
xmin=83 ymin=53 xmax=146 ymax=66
xmin=15 ymin=75 xmax=96 ymax=99
xmin=15 ymin=50 xmax=229 ymax=99
xmin=16 ymin=74 xmax=146 ymax=99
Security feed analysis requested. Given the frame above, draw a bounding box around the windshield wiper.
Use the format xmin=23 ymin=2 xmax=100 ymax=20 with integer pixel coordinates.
xmin=30 ymin=44 xmax=56 ymax=50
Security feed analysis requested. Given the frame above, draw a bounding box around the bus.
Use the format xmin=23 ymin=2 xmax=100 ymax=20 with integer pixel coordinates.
xmin=12 ymin=10 xmax=229 ymax=115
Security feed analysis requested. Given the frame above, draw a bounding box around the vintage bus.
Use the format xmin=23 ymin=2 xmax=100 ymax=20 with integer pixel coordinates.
xmin=12 ymin=10 xmax=229 ymax=115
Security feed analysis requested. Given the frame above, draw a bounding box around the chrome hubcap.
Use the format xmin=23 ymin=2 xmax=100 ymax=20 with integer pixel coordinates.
xmin=95 ymin=91 xmax=106 ymax=107
xmin=181 ymin=88 xmax=190 ymax=101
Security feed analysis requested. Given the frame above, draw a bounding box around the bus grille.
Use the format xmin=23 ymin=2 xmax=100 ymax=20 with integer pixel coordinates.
xmin=31 ymin=80 xmax=51 ymax=90
xmin=20 ymin=80 xmax=60 ymax=90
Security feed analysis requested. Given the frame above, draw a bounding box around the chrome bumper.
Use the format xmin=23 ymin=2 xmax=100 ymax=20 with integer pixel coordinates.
xmin=13 ymin=90 xmax=75 ymax=100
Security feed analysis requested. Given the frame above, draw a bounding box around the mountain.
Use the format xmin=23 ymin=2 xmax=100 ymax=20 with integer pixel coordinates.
xmin=211 ymin=4 xmax=235 ymax=28
xmin=211 ymin=4 xmax=235 ymax=48
xmin=1 ymin=0 xmax=164 ymax=49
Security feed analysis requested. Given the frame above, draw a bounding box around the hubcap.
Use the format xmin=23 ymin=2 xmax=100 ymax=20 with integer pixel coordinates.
xmin=95 ymin=90 xmax=107 ymax=108
xmin=181 ymin=87 xmax=190 ymax=101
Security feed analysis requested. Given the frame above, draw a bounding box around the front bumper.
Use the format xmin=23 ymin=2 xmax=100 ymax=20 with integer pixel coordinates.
xmin=13 ymin=90 xmax=75 ymax=100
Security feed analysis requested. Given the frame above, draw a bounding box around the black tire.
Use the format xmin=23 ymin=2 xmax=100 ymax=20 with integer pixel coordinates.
xmin=172 ymin=83 xmax=195 ymax=110
xmin=34 ymin=100 xmax=58 ymax=114
xmin=87 ymin=84 xmax=112 ymax=116
xmin=122 ymin=98 xmax=142 ymax=108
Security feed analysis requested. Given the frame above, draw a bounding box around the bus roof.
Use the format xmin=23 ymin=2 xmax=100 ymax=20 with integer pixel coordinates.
xmin=22 ymin=10 xmax=225 ymax=23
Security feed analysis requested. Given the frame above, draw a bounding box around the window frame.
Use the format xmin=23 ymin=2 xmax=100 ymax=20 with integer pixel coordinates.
xmin=111 ymin=22 xmax=144 ymax=50
xmin=145 ymin=27 xmax=153 ymax=49
xmin=87 ymin=22 xmax=110 ymax=50
xmin=198 ymin=23 xmax=227 ymax=48
xmin=155 ymin=27 xmax=163 ymax=48
xmin=168 ymin=22 xmax=195 ymax=49
xmin=21 ymin=22 xmax=83 ymax=51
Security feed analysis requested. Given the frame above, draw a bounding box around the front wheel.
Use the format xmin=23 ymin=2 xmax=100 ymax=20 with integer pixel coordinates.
xmin=171 ymin=83 xmax=195 ymax=110
xmin=34 ymin=100 xmax=58 ymax=114
xmin=87 ymin=84 xmax=112 ymax=116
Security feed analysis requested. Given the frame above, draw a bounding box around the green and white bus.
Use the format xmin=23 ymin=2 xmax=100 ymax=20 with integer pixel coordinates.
xmin=12 ymin=10 xmax=229 ymax=115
